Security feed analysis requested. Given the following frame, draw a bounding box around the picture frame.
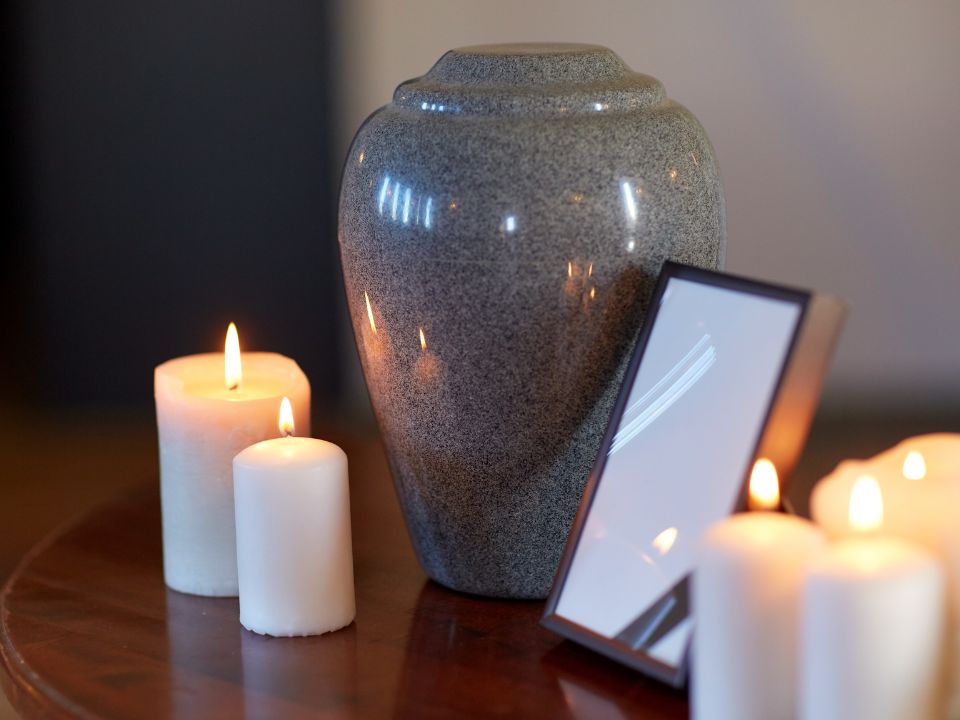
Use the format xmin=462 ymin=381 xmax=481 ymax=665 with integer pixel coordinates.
xmin=541 ymin=261 xmax=845 ymax=686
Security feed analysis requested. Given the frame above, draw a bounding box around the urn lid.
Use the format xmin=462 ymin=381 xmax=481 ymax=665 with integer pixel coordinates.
xmin=393 ymin=43 xmax=666 ymax=116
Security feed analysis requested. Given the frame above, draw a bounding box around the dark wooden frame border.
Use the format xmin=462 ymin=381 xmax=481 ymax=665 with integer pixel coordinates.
xmin=542 ymin=261 xmax=845 ymax=687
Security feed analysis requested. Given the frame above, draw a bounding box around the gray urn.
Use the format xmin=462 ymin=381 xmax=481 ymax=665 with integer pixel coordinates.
xmin=338 ymin=44 xmax=725 ymax=598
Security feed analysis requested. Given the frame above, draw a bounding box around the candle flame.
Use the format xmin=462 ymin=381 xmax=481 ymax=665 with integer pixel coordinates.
xmin=651 ymin=527 xmax=678 ymax=556
xmin=748 ymin=458 xmax=780 ymax=511
xmin=419 ymin=327 xmax=427 ymax=352
xmin=567 ymin=261 xmax=573 ymax=278
xmin=224 ymin=322 xmax=242 ymax=391
xmin=849 ymin=475 xmax=883 ymax=532
xmin=902 ymin=450 xmax=926 ymax=481
xmin=364 ymin=292 xmax=377 ymax=335
xmin=587 ymin=262 xmax=593 ymax=277
xmin=589 ymin=287 xmax=596 ymax=300
xmin=278 ymin=396 xmax=295 ymax=437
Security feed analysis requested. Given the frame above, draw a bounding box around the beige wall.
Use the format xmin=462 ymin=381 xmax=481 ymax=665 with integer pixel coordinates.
xmin=338 ymin=1 xmax=960 ymax=408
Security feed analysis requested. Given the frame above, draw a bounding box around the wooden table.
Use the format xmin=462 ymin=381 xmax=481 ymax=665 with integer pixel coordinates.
xmin=0 ymin=433 xmax=687 ymax=719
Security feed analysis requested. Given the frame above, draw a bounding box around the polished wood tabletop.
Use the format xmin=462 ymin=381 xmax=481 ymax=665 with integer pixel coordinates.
xmin=0 ymin=432 xmax=688 ymax=719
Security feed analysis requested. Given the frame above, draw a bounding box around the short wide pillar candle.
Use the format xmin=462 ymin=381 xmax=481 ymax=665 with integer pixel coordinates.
xmin=800 ymin=537 xmax=945 ymax=720
xmin=155 ymin=346 xmax=310 ymax=596
xmin=234 ymin=436 xmax=355 ymax=636
xmin=693 ymin=513 xmax=826 ymax=720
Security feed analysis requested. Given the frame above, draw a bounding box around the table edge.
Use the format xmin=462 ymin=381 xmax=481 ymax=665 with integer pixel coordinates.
xmin=0 ymin=487 xmax=145 ymax=720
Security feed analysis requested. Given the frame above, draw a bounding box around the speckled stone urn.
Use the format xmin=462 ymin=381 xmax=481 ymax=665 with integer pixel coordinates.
xmin=338 ymin=43 xmax=725 ymax=599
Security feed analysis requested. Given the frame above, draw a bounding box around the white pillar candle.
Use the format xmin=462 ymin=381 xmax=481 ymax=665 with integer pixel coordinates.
xmin=801 ymin=476 xmax=946 ymax=720
xmin=155 ymin=324 xmax=310 ymax=596
xmin=234 ymin=398 xmax=355 ymax=636
xmin=811 ymin=435 xmax=960 ymax=715
xmin=693 ymin=460 xmax=827 ymax=720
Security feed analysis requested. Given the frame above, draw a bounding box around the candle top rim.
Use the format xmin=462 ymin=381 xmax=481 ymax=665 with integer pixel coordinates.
xmin=156 ymin=350 xmax=298 ymax=369
xmin=811 ymin=450 xmax=960 ymax=532
xmin=809 ymin=536 xmax=941 ymax=579
xmin=234 ymin=436 xmax=346 ymax=472
xmin=155 ymin=352 xmax=307 ymax=402
xmin=815 ymin=433 xmax=960 ymax=489
xmin=703 ymin=512 xmax=825 ymax=551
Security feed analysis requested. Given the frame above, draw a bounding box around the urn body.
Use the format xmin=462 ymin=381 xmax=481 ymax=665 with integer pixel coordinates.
xmin=338 ymin=44 xmax=725 ymax=598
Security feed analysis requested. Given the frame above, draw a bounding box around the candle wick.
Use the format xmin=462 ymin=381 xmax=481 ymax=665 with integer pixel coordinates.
xmin=228 ymin=383 xmax=239 ymax=392
xmin=281 ymin=429 xmax=293 ymax=438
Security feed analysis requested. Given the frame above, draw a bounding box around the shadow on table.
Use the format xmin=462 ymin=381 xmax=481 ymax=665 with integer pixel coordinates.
xmin=164 ymin=588 xmax=359 ymax=719
xmin=240 ymin=624 xmax=359 ymax=717
xmin=394 ymin=579 xmax=687 ymax=718
xmin=0 ymin=692 xmax=15 ymax=720
xmin=539 ymin=640 xmax=687 ymax=720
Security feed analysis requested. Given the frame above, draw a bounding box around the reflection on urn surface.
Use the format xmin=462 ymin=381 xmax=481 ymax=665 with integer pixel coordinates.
xmin=413 ymin=327 xmax=441 ymax=388
xmin=339 ymin=44 xmax=725 ymax=598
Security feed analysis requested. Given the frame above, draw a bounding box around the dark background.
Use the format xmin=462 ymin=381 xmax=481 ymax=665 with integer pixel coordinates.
xmin=2 ymin=0 xmax=343 ymax=414
xmin=1 ymin=16 xmax=351 ymax=703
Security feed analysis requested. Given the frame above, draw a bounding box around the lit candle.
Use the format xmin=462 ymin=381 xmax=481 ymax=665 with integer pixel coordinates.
xmin=800 ymin=476 xmax=946 ymax=720
xmin=154 ymin=323 xmax=310 ymax=596
xmin=810 ymin=434 xmax=960 ymax=712
xmin=693 ymin=460 xmax=827 ymax=720
xmin=233 ymin=397 xmax=355 ymax=636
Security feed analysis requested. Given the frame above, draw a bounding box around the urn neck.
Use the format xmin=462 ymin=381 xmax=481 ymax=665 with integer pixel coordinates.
xmin=393 ymin=43 xmax=666 ymax=116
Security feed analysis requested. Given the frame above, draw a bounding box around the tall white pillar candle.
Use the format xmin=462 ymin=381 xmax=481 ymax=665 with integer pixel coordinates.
xmin=800 ymin=536 xmax=945 ymax=720
xmin=155 ymin=324 xmax=310 ymax=596
xmin=233 ymin=399 xmax=355 ymax=636
xmin=693 ymin=460 xmax=827 ymax=720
